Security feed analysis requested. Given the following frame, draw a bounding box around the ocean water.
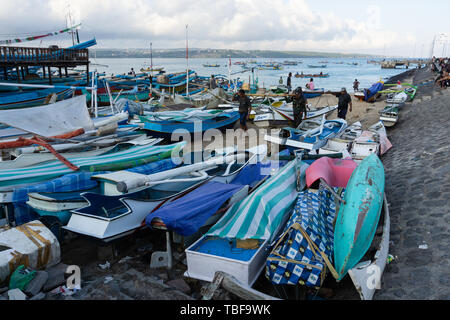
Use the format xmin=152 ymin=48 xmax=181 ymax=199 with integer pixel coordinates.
xmin=92 ymin=57 xmax=411 ymax=92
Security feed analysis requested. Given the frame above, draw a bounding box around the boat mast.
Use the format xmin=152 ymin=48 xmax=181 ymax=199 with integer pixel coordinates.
xmin=186 ymin=24 xmax=189 ymax=97
xmin=150 ymin=42 xmax=153 ymax=99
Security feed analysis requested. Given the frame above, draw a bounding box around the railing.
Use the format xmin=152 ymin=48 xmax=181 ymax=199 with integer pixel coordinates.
xmin=0 ymin=46 xmax=89 ymax=63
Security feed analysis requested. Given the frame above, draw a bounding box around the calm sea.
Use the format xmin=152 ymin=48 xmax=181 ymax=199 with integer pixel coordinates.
xmin=92 ymin=57 xmax=411 ymax=91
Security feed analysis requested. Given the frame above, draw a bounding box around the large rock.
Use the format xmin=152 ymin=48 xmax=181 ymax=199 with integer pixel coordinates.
xmin=166 ymin=279 xmax=191 ymax=295
xmin=43 ymin=263 xmax=69 ymax=292
xmin=24 ymin=271 xmax=48 ymax=296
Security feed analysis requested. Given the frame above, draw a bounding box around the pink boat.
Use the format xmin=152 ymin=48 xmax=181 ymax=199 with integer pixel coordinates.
xmin=306 ymin=157 xmax=358 ymax=188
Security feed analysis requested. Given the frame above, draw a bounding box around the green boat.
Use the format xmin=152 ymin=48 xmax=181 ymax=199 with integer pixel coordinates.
xmin=379 ymin=105 xmax=399 ymax=127
xmin=83 ymin=88 xmax=151 ymax=106
xmin=334 ymin=153 xmax=385 ymax=281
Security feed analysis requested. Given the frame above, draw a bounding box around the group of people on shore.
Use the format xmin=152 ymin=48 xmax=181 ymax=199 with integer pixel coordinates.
xmin=432 ymin=56 xmax=449 ymax=88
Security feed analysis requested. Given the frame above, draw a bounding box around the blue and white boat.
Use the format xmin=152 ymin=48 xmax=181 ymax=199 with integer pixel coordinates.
xmin=63 ymin=146 xmax=267 ymax=242
xmin=136 ymin=108 xmax=240 ymax=139
xmin=265 ymin=116 xmax=347 ymax=152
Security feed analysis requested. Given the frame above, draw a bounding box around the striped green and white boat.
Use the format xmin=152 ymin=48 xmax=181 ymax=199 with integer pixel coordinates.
xmin=0 ymin=142 xmax=185 ymax=191
xmin=206 ymin=160 xmax=299 ymax=242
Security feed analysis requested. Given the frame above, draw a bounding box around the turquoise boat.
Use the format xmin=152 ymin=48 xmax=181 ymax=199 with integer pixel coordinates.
xmin=333 ymin=153 xmax=385 ymax=280
xmin=0 ymin=88 xmax=74 ymax=110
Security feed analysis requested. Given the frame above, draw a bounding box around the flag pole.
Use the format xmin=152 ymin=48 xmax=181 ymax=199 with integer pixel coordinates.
xmin=186 ymin=25 xmax=189 ymax=97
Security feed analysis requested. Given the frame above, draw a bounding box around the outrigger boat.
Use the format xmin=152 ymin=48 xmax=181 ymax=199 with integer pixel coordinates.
xmin=379 ymin=105 xmax=399 ymax=127
xmin=135 ymin=108 xmax=240 ymax=140
xmin=318 ymin=121 xmax=362 ymax=156
xmin=334 ymin=154 xmax=385 ymax=280
xmin=295 ymin=73 xmax=329 ymax=78
xmin=63 ymin=147 xmax=267 ymax=242
xmin=265 ymin=116 xmax=347 ymax=153
xmin=185 ymin=158 xmax=304 ymax=286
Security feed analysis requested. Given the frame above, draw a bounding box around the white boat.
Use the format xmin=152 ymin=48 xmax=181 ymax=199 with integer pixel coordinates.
xmin=318 ymin=121 xmax=362 ymax=155
xmin=386 ymin=91 xmax=407 ymax=104
xmin=265 ymin=117 xmax=348 ymax=152
xmin=379 ymin=106 xmax=399 ymax=127
xmin=63 ymin=147 xmax=267 ymax=242
xmin=270 ymin=103 xmax=338 ymax=122
xmin=0 ymin=135 xmax=158 ymax=170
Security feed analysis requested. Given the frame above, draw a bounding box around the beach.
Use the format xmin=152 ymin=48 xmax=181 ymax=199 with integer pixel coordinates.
xmin=32 ymin=66 xmax=448 ymax=301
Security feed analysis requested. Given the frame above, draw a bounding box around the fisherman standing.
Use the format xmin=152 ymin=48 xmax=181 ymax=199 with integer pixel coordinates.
xmin=331 ymin=87 xmax=352 ymax=120
xmin=210 ymin=75 xmax=217 ymax=90
xmin=292 ymin=87 xmax=308 ymax=128
xmin=232 ymin=89 xmax=252 ymax=131
xmin=287 ymin=72 xmax=292 ymax=93
xmin=279 ymin=76 xmax=283 ymax=85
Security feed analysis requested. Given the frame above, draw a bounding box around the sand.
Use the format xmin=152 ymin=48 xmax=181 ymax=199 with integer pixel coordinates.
xmin=179 ymin=73 xmax=415 ymax=155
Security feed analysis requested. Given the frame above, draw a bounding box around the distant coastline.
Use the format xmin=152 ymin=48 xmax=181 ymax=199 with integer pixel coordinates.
xmin=91 ymin=48 xmax=376 ymax=59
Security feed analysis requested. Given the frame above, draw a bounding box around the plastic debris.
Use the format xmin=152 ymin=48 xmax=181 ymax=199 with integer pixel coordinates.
xmin=98 ymin=261 xmax=111 ymax=270
xmin=104 ymin=276 xmax=114 ymax=284
xmin=118 ymin=256 xmax=133 ymax=264
xmin=49 ymin=285 xmax=81 ymax=296
xmin=387 ymin=254 xmax=395 ymax=264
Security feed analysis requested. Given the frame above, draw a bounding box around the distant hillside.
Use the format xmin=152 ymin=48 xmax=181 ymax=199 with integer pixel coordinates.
xmin=91 ymin=48 xmax=373 ymax=59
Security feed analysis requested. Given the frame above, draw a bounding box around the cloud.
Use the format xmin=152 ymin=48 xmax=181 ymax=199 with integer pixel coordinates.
xmin=0 ymin=0 xmax=416 ymax=55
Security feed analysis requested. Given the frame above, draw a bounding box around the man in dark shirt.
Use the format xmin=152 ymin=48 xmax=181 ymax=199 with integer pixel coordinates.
xmin=287 ymin=72 xmax=292 ymax=93
xmin=292 ymin=87 xmax=308 ymax=128
xmin=232 ymin=89 xmax=252 ymax=131
xmin=334 ymin=87 xmax=352 ymax=120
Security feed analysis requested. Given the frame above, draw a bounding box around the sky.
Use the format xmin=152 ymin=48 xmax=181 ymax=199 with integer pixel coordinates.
xmin=0 ymin=0 xmax=449 ymax=57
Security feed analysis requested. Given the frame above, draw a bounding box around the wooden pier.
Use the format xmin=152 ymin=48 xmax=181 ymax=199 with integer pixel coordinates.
xmin=0 ymin=45 xmax=90 ymax=85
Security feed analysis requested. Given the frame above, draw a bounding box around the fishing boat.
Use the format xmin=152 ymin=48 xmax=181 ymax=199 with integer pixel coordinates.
xmin=265 ymin=117 xmax=348 ymax=152
xmin=303 ymin=88 xmax=325 ymax=99
xmin=294 ymin=73 xmax=330 ymax=78
xmin=0 ymin=142 xmax=185 ymax=204
xmin=334 ymin=154 xmax=385 ymax=281
xmin=136 ymin=108 xmax=240 ymax=140
xmin=203 ymin=64 xmax=220 ymax=68
xmin=318 ymin=122 xmax=362 ymax=155
xmin=88 ymin=86 xmax=151 ymax=106
xmin=26 ymin=158 xmax=178 ymax=225
xmin=269 ymin=102 xmax=338 ymax=122
xmin=386 ymin=91 xmax=407 ymax=105
xmin=282 ymin=61 xmax=298 ymax=66
xmin=266 ymin=185 xmax=339 ymax=290
xmin=185 ymin=159 xmax=305 ymax=286
xmin=379 ymin=105 xmax=399 ymax=127
xmin=63 ymin=148 xmax=265 ymax=242
xmin=0 ymin=88 xmax=74 ymax=110
xmin=363 ymin=81 xmax=384 ymax=102
xmin=140 ymin=66 xmax=164 ymax=73
xmin=307 ymin=65 xmax=327 ymax=68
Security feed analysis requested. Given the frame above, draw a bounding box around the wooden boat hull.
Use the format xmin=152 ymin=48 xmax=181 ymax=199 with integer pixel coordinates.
xmin=333 ymin=154 xmax=385 ymax=280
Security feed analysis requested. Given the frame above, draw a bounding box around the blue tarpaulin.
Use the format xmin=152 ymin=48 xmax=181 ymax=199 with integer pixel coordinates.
xmin=145 ymin=181 xmax=244 ymax=236
xmin=231 ymin=160 xmax=288 ymax=187
xmin=364 ymin=82 xmax=384 ymax=101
